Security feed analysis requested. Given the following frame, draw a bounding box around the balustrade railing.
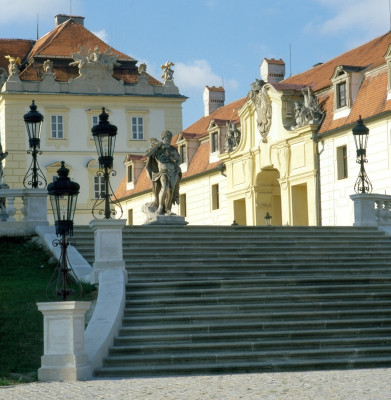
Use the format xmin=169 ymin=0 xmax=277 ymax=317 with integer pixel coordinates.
xmin=0 ymin=188 xmax=48 ymax=235
xmin=350 ymin=193 xmax=391 ymax=227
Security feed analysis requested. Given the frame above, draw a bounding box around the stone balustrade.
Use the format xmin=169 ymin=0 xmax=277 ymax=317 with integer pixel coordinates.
xmin=0 ymin=188 xmax=48 ymax=235
xmin=350 ymin=193 xmax=391 ymax=227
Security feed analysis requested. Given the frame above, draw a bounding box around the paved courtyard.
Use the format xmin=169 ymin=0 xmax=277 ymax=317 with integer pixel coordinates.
xmin=1 ymin=368 xmax=390 ymax=400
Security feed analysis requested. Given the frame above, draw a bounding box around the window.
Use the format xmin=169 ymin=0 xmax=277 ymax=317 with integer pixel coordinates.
xmin=131 ymin=117 xmax=144 ymax=140
xmin=211 ymin=132 xmax=219 ymax=153
xmin=337 ymin=145 xmax=348 ymax=180
xmin=127 ymin=165 xmax=133 ymax=183
xmin=211 ymin=184 xmax=219 ymax=210
xmin=51 ymin=115 xmax=64 ymax=139
xmin=127 ymin=209 xmax=133 ymax=225
xmin=336 ymin=82 xmax=347 ymax=109
xmin=93 ymin=176 xmax=105 ymax=199
xmin=92 ymin=115 xmax=99 ymax=127
xmin=179 ymin=145 xmax=186 ymax=164
xmin=179 ymin=193 xmax=187 ymax=217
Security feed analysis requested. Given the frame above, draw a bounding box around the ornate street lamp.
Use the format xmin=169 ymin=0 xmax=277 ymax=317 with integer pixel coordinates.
xmin=264 ymin=211 xmax=272 ymax=226
xmin=91 ymin=107 xmax=123 ymax=219
xmin=23 ymin=100 xmax=47 ymax=188
xmin=353 ymin=116 xmax=372 ymax=194
xmin=47 ymin=161 xmax=82 ymax=301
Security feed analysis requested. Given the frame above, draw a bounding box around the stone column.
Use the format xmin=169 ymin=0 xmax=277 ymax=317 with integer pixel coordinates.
xmin=89 ymin=219 xmax=127 ymax=284
xmin=37 ymin=301 xmax=92 ymax=381
xmin=22 ymin=189 xmax=49 ymax=230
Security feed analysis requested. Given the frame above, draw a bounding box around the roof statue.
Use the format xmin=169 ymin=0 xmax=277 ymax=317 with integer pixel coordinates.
xmin=43 ymin=60 xmax=54 ymax=74
xmin=290 ymin=86 xmax=324 ymax=130
xmin=138 ymin=63 xmax=147 ymax=75
xmin=161 ymin=61 xmax=175 ymax=83
xmin=70 ymin=45 xmax=120 ymax=73
xmin=5 ymin=55 xmax=21 ymax=75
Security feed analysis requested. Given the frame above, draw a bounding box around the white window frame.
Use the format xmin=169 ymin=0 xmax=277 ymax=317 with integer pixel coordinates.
xmin=50 ymin=115 xmax=64 ymax=139
xmin=131 ymin=116 xmax=144 ymax=140
xmin=93 ymin=175 xmax=106 ymax=199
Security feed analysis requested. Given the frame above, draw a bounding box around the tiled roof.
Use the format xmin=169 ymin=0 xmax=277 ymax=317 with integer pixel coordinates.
xmin=282 ymin=31 xmax=391 ymax=92
xmin=8 ymin=17 xmax=161 ymax=86
xmin=0 ymin=39 xmax=34 ymax=71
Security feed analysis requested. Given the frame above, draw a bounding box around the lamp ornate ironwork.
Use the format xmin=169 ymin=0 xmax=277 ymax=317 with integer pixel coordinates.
xmin=23 ymin=100 xmax=47 ymax=188
xmin=46 ymin=161 xmax=82 ymax=301
xmin=91 ymin=107 xmax=123 ymax=219
xmin=353 ymin=115 xmax=372 ymax=194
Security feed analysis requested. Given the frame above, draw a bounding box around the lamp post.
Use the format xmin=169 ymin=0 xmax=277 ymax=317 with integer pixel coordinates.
xmin=47 ymin=161 xmax=81 ymax=301
xmin=91 ymin=107 xmax=123 ymax=219
xmin=23 ymin=100 xmax=47 ymax=188
xmin=264 ymin=211 xmax=272 ymax=226
xmin=353 ymin=115 xmax=372 ymax=194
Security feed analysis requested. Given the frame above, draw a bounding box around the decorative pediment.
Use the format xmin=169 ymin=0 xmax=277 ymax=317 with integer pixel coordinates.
xmin=69 ymin=46 xmax=125 ymax=94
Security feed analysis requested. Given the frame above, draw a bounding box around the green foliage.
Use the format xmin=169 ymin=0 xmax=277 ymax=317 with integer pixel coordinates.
xmin=0 ymin=237 xmax=96 ymax=386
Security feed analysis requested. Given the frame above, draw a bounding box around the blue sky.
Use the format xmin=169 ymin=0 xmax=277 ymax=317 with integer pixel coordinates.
xmin=0 ymin=0 xmax=390 ymax=129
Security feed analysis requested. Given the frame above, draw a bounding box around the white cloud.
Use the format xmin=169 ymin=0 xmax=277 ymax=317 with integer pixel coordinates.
xmin=93 ymin=29 xmax=108 ymax=43
xmin=0 ymin=0 xmax=68 ymax=24
xmin=309 ymin=0 xmax=389 ymax=37
xmin=174 ymin=59 xmax=238 ymax=91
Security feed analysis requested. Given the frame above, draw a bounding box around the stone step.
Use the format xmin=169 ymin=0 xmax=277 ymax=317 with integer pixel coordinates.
xmin=114 ymin=326 xmax=391 ymax=346
xmin=118 ymin=316 xmax=391 ymax=336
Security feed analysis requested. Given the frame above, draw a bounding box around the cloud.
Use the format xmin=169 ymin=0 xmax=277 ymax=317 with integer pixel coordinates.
xmin=174 ymin=59 xmax=238 ymax=91
xmin=0 ymin=0 xmax=67 ymax=24
xmin=93 ymin=29 xmax=108 ymax=43
xmin=308 ymin=0 xmax=389 ymax=37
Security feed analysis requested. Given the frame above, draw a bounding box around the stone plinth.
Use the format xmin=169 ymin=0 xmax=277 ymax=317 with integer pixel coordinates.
xmin=89 ymin=219 xmax=126 ymax=284
xmin=37 ymin=301 xmax=92 ymax=381
xmin=142 ymin=203 xmax=188 ymax=225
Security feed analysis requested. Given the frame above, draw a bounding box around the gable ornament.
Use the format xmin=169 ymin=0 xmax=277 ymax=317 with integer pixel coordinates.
xmin=248 ymin=79 xmax=272 ymax=143
xmin=290 ymin=86 xmax=324 ymax=130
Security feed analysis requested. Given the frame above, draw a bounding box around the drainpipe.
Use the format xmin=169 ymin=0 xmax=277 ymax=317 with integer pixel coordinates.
xmin=312 ymin=113 xmax=326 ymax=226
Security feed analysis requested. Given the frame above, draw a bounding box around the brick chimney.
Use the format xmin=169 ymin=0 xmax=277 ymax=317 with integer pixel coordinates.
xmin=55 ymin=14 xmax=85 ymax=27
xmin=203 ymin=86 xmax=225 ymax=116
xmin=260 ymin=58 xmax=285 ymax=83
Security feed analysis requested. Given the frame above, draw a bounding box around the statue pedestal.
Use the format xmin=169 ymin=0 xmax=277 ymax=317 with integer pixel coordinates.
xmin=142 ymin=203 xmax=188 ymax=225
xmin=37 ymin=301 xmax=92 ymax=381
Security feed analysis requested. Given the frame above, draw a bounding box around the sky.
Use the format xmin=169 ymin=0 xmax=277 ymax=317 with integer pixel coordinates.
xmin=0 ymin=0 xmax=390 ymax=129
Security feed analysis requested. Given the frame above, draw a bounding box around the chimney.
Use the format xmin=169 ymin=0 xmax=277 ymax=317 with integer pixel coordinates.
xmin=55 ymin=14 xmax=85 ymax=27
xmin=260 ymin=58 xmax=285 ymax=83
xmin=203 ymin=86 xmax=225 ymax=116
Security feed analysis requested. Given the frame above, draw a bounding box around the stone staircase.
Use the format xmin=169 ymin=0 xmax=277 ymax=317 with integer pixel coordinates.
xmin=72 ymin=225 xmax=391 ymax=377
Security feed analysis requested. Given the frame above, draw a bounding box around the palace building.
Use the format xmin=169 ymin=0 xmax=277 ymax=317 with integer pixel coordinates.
xmin=0 ymin=14 xmax=186 ymax=223
xmin=116 ymin=31 xmax=391 ymax=226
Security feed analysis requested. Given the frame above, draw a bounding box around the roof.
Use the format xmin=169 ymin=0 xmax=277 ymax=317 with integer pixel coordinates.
xmin=3 ymin=17 xmax=161 ymax=86
xmin=265 ymin=58 xmax=285 ymax=65
xmin=282 ymin=31 xmax=391 ymax=92
xmin=0 ymin=39 xmax=34 ymax=71
xmin=205 ymin=86 xmax=225 ymax=92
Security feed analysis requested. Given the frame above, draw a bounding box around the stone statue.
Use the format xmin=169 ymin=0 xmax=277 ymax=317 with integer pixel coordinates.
xmin=138 ymin=63 xmax=147 ymax=75
xmin=5 ymin=55 xmax=21 ymax=75
xmin=43 ymin=59 xmax=54 ymax=74
xmin=225 ymin=122 xmax=241 ymax=152
xmin=248 ymin=79 xmax=272 ymax=143
xmin=291 ymin=86 xmax=324 ymax=130
xmin=161 ymin=61 xmax=175 ymax=83
xmin=0 ymin=143 xmax=8 ymax=184
xmin=70 ymin=45 xmax=120 ymax=72
xmin=145 ymin=130 xmax=182 ymax=215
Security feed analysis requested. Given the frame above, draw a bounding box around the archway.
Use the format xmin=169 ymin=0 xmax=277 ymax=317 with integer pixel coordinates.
xmin=255 ymin=168 xmax=282 ymax=226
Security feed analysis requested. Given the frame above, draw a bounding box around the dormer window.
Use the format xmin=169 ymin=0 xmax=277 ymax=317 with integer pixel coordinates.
xmin=331 ymin=65 xmax=365 ymax=119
